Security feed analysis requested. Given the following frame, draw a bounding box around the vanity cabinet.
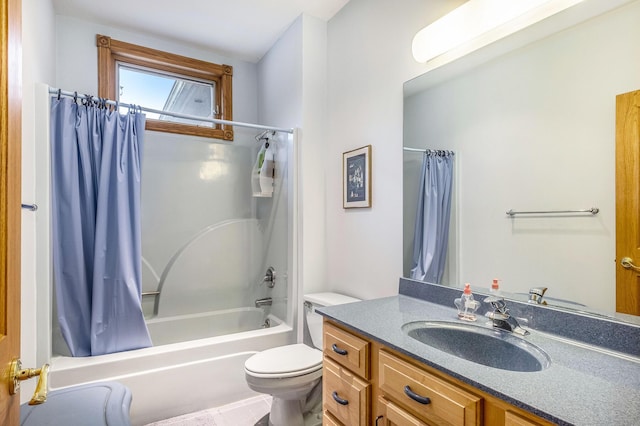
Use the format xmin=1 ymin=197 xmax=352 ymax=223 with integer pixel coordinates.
xmin=322 ymin=321 xmax=371 ymax=425
xmin=322 ymin=319 xmax=555 ymax=426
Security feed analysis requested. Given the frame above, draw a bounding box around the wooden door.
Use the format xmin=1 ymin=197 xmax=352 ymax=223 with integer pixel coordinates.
xmin=0 ymin=0 xmax=22 ymax=424
xmin=616 ymin=89 xmax=640 ymax=315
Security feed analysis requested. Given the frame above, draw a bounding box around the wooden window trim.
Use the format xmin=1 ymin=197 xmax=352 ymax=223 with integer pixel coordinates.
xmin=97 ymin=34 xmax=234 ymax=141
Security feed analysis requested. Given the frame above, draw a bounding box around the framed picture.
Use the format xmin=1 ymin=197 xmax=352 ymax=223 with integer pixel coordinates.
xmin=343 ymin=145 xmax=372 ymax=208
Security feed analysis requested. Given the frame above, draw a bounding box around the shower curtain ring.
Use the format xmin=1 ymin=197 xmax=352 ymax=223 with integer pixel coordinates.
xmin=57 ymin=89 xmax=61 ymax=100
xmin=73 ymin=91 xmax=78 ymax=103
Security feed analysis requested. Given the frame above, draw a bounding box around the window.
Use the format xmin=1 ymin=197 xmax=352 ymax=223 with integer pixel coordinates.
xmin=97 ymin=34 xmax=234 ymax=140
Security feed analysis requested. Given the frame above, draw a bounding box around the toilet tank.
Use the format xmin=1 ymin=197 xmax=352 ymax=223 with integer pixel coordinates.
xmin=303 ymin=292 xmax=361 ymax=349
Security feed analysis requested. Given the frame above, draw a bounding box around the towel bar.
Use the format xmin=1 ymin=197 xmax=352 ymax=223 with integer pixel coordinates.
xmin=506 ymin=207 xmax=599 ymax=216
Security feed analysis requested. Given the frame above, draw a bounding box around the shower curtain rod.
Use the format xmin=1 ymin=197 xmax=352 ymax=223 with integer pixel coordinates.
xmin=48 ymin=87 xmax=294 ymax=134
xmin=403 ymin=147 xmax=454 ymax=155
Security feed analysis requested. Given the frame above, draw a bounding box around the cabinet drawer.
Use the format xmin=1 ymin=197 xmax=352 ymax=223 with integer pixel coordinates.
xmin=323 ymin=357 xmax=370 ymax=425
xmin=324 ymin=321 xmax=370 ymax=379
xmin=322 ymin=410 xmax=344 ymax=426
xmin=379 ymin=350 xmax=481 ymax=426
xmin=505 ymin=410 xmax=546 ymax=426
xmin=379 ymin=396 xmax=429 ymax=426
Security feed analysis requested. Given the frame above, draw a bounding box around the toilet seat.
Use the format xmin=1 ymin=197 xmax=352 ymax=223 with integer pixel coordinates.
xmin=245 ymin=343 xmax=322 ymax=378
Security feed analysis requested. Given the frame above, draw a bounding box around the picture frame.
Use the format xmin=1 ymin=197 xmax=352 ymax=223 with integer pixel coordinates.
xmin=343 ymin=145 xmax=372 ymax=208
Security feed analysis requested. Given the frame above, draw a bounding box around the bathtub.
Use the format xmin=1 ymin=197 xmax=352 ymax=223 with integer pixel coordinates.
xmin=48 ymin=309 xmax=292 ymax=425
xmin=146 ymin=307 xmax=272 ymax=346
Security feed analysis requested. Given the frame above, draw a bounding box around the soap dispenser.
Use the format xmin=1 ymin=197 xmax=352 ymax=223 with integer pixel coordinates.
xmin=454 ymin=283 xmax=480 ymax=321
xmin=490 ymin=278 xmax=501 ymax=296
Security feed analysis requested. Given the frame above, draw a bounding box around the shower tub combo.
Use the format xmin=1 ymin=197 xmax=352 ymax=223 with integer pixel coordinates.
xmin=36 ymin=88 xmax=297 ymax=426
xmin=48 ymin=216 xmax=294 ymax=425
xmin=47 ymin=220 xmax=293 ymax=425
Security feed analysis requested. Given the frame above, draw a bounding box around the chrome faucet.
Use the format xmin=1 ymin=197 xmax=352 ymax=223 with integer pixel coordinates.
xmin=261 ymin=267 xmax=276 ymax=288
xmin=484 ymin=296 xmax=529 ymax=336
xmin=528 ymin=287 xmax=548 ymax=305
xmin=255 ymin=297 xmax=273 ymax=308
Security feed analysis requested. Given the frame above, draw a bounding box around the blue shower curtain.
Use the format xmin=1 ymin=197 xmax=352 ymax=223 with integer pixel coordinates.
xmin=51 ymin=97 xmax=152 ymax=356
xmin=410 ymin=152 xmax=454 ymax=284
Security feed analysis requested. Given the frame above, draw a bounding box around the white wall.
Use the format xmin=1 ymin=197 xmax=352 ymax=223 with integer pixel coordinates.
xmin=325 ymin=0 xmax=465 ymax=299
xmin=258 ymin=14 xmax=329 ymax=298
xmin=299 ymin=15 xmax=329 ymax=296
xmin=403 ymin=1 xmax=640 ymax=311
xmin=256 ymin=16 xmax=304 ymax=326
xmin=21 ymin=0 xmax=56 ymax=404
xmin=258 ymin=17 xmax=303 ymax=129
xmin=257 ymin=14 xmax=328 ymax=339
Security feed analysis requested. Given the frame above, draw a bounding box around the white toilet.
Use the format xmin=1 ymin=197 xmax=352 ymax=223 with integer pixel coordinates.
xmin=244 ymin=292 xmax=360 ymax=426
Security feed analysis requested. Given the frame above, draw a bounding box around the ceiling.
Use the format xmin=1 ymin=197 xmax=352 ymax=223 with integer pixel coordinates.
xmin=51 ymin=0 xmax=351 ymax=62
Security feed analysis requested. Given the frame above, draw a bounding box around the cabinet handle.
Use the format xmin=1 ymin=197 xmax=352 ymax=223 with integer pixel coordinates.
xmin=375 ymin=415 xmax=384 ymax=425
xmin=404 ymin=385 xmax=431 ymax=405
xmin=332 ymin=343 xmax=348 ymax=356
xmin=332 ymin=391 xmax=349 ymax=406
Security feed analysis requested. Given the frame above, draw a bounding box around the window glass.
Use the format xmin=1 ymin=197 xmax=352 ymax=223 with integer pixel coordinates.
xmin=118 ymin=65 xmax=216 ymax=127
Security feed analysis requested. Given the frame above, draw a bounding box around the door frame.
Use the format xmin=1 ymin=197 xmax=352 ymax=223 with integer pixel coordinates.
xmin=1 ymin=0 xmax=22 ymax=423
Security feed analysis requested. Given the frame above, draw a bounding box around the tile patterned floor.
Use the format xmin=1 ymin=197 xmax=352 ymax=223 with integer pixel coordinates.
xmin=145 ymin=395 xmax=271 ymax=426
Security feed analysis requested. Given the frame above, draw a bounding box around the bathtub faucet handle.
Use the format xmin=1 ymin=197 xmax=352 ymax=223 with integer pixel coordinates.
xmin=262 ymin=266 xmax=275 ymax=288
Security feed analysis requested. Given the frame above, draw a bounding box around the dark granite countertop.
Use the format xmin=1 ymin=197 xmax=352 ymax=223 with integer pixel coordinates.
xmin=317 ymin=281 xmax=640 ymax=426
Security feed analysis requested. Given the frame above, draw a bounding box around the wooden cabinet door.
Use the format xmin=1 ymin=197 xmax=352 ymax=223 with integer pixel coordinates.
xmin=379 ymin=397 xmax=429 ymax=426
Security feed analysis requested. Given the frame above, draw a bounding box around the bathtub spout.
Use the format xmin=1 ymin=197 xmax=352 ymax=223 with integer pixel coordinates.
xmin=255 ymin=297 xmax=273 ymax=308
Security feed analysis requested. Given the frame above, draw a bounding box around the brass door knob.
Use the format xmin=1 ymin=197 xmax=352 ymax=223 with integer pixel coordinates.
xmin=9 ymin=358 xmax=50 ymax=405
xmin=621 ymin=257 xmax=640 ymax=273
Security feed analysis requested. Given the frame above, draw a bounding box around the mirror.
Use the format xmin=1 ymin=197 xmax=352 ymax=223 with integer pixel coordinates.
xmin=402 ymin=1 xmax=640 ymax=317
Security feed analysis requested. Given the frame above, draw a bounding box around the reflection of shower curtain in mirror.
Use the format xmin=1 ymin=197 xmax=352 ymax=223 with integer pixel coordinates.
xmin=50 ymin=97 xmax=152 ymax=356
xmin=410 ymin=152 xmax=454 ymax=284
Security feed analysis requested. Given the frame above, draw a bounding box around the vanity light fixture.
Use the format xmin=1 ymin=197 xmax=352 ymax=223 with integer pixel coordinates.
xmin=411 ymin=0 xmax=585 ymax=63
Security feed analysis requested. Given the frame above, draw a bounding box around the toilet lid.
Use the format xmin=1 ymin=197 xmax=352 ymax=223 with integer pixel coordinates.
xmin=245 ymin=344 xmax=322 ymax=378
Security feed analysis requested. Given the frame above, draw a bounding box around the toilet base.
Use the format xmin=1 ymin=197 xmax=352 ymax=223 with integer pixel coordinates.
xmin=269 ymin=398 xmax=304 ymax=426
xmin=303 ymin=405 xmax=323 ymax=426
xmin=266 ymin=397 xmax=322 ymax=426
xmin=263 ymin=379 xmax=322 ymax=426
